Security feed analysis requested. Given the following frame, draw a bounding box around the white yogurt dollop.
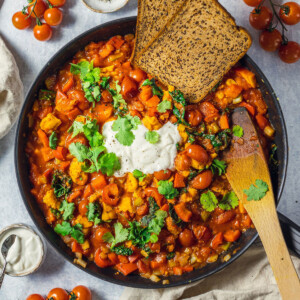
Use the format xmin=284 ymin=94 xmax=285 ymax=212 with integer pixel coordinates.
xmin=102 ymin=121 xmax=181 ymax=177
xmin=0 ymin=226 xmax=44 ymax=276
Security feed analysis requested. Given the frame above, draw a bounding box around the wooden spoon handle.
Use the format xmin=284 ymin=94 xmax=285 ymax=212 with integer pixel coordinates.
xmin=246 ymin=194 xmax=300 ymax=300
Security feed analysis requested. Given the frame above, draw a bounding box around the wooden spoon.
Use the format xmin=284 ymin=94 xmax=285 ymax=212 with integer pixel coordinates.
xmin=222 ymin=107 xmax=300 ymax=300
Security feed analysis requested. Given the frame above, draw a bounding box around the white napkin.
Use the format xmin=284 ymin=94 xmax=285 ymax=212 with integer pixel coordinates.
xmin=0 ymin=36 xmax=24 ymax=139
xmin=121 ymin=243 xmax=300 ymax=300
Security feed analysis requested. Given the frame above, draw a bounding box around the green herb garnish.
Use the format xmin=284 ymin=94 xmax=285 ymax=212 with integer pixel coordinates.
xmin=157 ymin=100 xmax=172 ymax=113
xmin=145 ymin=131 xmax=160 ymax=144
xmin=243 ymin=179 xmax=269 ymax=201
xmin=210 ymin=159 xmax=227 ymax=176
xmin=142 ymin=78 xmax=163 ymax=98
xmin=170 ymin=90 xmax=189 ymax=126
xmin=200 ymin=190 xmax=218 ymax=212
xmin=102 ymin=222 xmax=129 ymax=248
xmin=51 ymin=171 xmax=72 ymax=198
xmin=112 ymin=245 xmax=133 ymax=256
xmin=218 ymin=191 xmax=239 ymax=210
xmin=158 ymin=180 xmax=179 ymax=199
xmin=232 ymin=125 xmax=244 ymax=138
xmin=54 ymin=222 xmax=85 ymax=244
xmin=59 ymin=200 xmax=75 ymax=221
xmin=133 ymin=169 xmax=146 ymax=182
xmin=49 ymin=132 xmax=58 ymax=150
xmin=86 ymin=203 xmax=101 ymax=225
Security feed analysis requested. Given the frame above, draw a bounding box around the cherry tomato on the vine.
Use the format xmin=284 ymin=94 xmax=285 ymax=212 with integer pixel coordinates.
xmin=12 ymin=11 xmax=32 ymax=30
xmin=249 ymin=6 xmax=273 ymax=30
xmin=280 ymin=2 xmax=300 ymax=25
xmin=47 ymin=288 xmax=69 ymax=300
xmin=33 ymin=23 xmax=53 ymax=41
xmin=259 ymin=29 xmax=282 ymax=52
xmin=26 ymin=295 xmax=45 ymax=300
xmin=44 ymin=7 xmax=63 ymax=26
xmin=27 ymin=0 xmax=47 ymax=19
xmin=278 ymin=41 xmax=300 ymax=63
xmin=70 ymin=285 xmax=92 ymax=300
xmin=48 ymin=0 xmax=66 ymax=7
xmin=243 ymin=0 xmax=263 ymax=7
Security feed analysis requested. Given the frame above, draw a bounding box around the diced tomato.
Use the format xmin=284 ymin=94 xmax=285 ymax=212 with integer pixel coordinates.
xmin=108 ymin=36 xmax=125 ymax=49
xmin=173 ymin=266 xmax=183 ymax=275
xmin=66 ymin=107 xmax=81 ymax=121
xmin=58 ymin=161 xmax=70 ymax=172
xmin=116 ymin=263 xmax=138 ymax=276
xmin=199 ymin=101 xmax=220 ymax=122
xmin=118 ymin=255 xmax=129 ymax=264
xmin=216 ymin=211 xmax=236 ymax=225
xmin=211 ymin=232 xmax=224 ymax=249
xmin=256 ymin=114 xmax=269 ymax=130
xmin=108 ymin=252 xmax=119 ymax=264
xmin=144 ymin=187 xmax=164 ymax=207
xmin=91 ymin=173 xmax=107 ymax=190
xmin=219 ymin=114 xmax=230 ymax=130
xmin=40 ymin=147 xmax=54 ymax=162
xmin=174 ymin=173 xmax=186 ymax=188
xmin=94 ymin=103 xmax=113 ymax=123
xmin=72 ymin=241 xmax=83 ymax=253
xmin=224 ymin=229 xmax=241 ymax=242
xmin=128 ymin=253 xmax=141 ymax=263
xmin=37 ymin=129 xmax=49 ymax=147
xmin=137 ymin=259 xmax=150 ymax=274
xmin=160 ymin=204 xmax=169 ymax=212
xmin=174 ymin=202 xmax=192 ymax=222
xmin=53 ymin=146 xmax=67 ymax=160
xmin=239 ymin=101 xmax=256 ymax=116
xmin=62 ymin=76 xmax=74 ymax=93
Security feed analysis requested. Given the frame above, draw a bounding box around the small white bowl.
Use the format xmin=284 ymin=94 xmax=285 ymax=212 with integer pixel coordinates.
xmin=81 ymin=0 xmax=129 ymax=13
xmin=0 ymin=224 xmax=46 ymax=277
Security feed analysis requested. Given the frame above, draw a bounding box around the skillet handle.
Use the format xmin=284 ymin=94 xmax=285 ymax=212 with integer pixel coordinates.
xmin=0 ymin=260 xmax=7 ymax=289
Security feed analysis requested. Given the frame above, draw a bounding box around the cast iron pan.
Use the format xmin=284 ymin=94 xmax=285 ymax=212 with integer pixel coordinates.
xmin=15 ymin=17 xmax=288 ymax=288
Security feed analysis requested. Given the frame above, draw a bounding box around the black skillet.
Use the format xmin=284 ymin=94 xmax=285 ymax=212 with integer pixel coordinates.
xmin=15 ymin=17 xmax=288 ymax=288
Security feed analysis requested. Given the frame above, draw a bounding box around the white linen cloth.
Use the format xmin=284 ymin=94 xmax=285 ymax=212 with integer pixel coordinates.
xmin=121 ymin=243 xmax=300 ymax=300
xmin=0 ymin=36 xmax=23 ymax=139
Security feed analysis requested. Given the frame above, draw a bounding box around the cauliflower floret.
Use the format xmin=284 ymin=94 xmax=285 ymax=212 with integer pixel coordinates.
xmin=69 ymin=158 xmax=88 ymax=185
xmin=102 ymin=202 xmax=117 ymax=221
xmin=124 ymin=173 xmax=138 ymax=193
xmin=117 ymin=196 xmax=133 ymax=213
xmin=142 ymin=116 xmax=162 ymax=131
xmin=40 ymin=113 xmax=61 ymax=132
xmin=43 ymin=189 xmax=60 ymax=209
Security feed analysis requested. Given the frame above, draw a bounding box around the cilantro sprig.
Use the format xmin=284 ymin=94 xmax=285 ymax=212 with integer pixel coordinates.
xmin=86 ymin=203 xmax=101 ymax=225
xmin=200 ymin=190 xmax=218 ymax=212
xmin=142 ymin=78 xmax=163 ymax=98
xmin=243 ymin=179 xmax=269 ymax=201
xmin=70 ymin=61 xmax=101 ymax=105
xmin=102 ymin=222 xmax=129 ymax=248
xmin=232 ymin=125 xmax=244 ymax=138
xmin=157 ymin=100 xmax=171 ymax=113
xmin=59 ymin=200 xmax=75 ymax=221
xmin=210 ymin=159 xmax=227 ymax=176
xmin=51 ymin=171 xmax=72 ymax=198
xmin=158 ymin=180 xmax=179 ymax=199
xmin=49 ymin=132 xmax=58 ymax=150
xmin=219 ymin=191 xmax=239 ymax=210
xmin=170 ymin=90 xmax=189 ymax=126
xmin=133 ymin=170 xmax=146 ymax=182
xmin=112 ymin=115 xmax=141 ymax=146
xmin=145 ymin=131 xmax=160 ymax=144
xmin=54 ymin=222 xmax=85 ymax=244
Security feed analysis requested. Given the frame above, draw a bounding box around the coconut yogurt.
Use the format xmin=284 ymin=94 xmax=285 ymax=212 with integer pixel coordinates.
xmin=102 ymin=121 xmax=181 ymax=177
xmin=0 ymin=225 xmax=44 ymax=276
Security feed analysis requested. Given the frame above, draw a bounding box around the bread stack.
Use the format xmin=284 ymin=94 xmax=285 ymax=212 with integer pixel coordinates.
xmin=132 ymin=0 xmax=252 ymax=103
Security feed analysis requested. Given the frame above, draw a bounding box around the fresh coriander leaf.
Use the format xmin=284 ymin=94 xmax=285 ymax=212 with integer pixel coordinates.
xmin=148 ymin=210 xmax=167 ymax=235
xmin=232 ymin=125 xmax=244 ymax=138
xmin=200 ymin=190 xmax=218 ymax=212
xmin=112 ymin=245 xmax=133 ymax=256
xmin=169 ymin=203 xmax=183 ymax=226
xmin=112 ymin=116 xmax=136 ymax=146
xmin=149 ymin=234 xmax=158 ymax=243
xmin=142 ymin=78 xmax=163 ymax=98
xmin=70 ymin=61 xmax=90 ymax=78
xmin=158 ymin=180 xmax=179 ymax=199
xmin=203 ymin=129 xmax=231 ymax=151
xmin=69 ymin=142 xmax=90 ymax=162
xmin=103 ymin=222 xmax=129 ymax=248
xmin=141 ymin=197 xmax=159 ymax=226
xmin=170 ymin=90 xmax=189 ymax=126
xmin=133 ymin=170 xmax=146 ymax=182
xmin=50 ymin=208 xmax=61 ymax=218
xmin=109 ymin=82 xmax=127 ymax=110
xmin=54 ymin=221 xmax=72 ymax=236
xmin=54 ymin=221 xmax=85 ymax=244
xmin=68 ymin=120 xmax=84 ymax=138
xmin=145 ymin=131 xmax=160 ymax=144
xmin=49 ymin=132 xmax=58 ymax=150
xmin=128 ymin=221 xmax=151 ymax=248
xmin=100 ymin=76 xmax=110 ymax=89
xmin=99 ymin=153 xmax=121 ymax=176
xmin=86 ymin=203 xmax=102 ymax=225
xmin=51 ymin=171 xmax=72 ymax=198
xmin=157 ymin=100 xmax=171 ymax=113
xmin=210 ymin=159 xmax=227 ymax=176
xmin=125 ymin=115 xmax=141 ymax=130
xmin=243 ymin=179 xmax=269 ymax=201
xmin=59 ymin=200 xmax=75 ymax=221
xmin=219 ymin=191 xmax=239 ymax=210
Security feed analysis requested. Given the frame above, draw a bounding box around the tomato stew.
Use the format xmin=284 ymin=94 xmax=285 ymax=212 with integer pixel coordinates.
xmin=25 ymin=35 xmax=275 ymax=281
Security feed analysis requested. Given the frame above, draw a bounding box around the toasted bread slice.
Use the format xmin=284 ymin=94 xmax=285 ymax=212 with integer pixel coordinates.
xmin=132 ymin=0 xmax=187 ymax=64
xmin=135 ymin=0 xmax=252 ymax=103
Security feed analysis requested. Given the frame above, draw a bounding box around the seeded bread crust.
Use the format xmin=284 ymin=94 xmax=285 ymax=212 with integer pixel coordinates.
xmin=131 ymin=0 xmax=187 ymax=64
xmin=135 ymin=0 xmax=252 ymax=103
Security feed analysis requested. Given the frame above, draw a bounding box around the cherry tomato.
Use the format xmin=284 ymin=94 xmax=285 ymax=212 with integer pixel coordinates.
xmin=48 ymin=0 xmax=66 ymax=7
xmin=179 ymin=229 xmax=195 ymax=247
xmin=154 ymin=169 xmax=172 ymax=181
xmin=70 ymin=285 xmax=92 ymax=300
xmin=129 ymin=69 xmax=147 ymax=83
xmin=121 ymin=76 xmax=138 ymax=99
xmin=33 ymin=23 xmax=52 ymax=41
xmin=278 ymin=41 xmax=300 ymax=63
xmin=190 ymin=170 xmax=213 ymax=190
xmin=44 ymin=7 xmax=63 ymax=26
xmin=185 ymin=105 xmax=203 ymax=127
xmin=26 ymin=295 xmax=45 ymax=300
xmin=95 ymin=227 xmax=111 ymax=243
xmin=28 ymin=0 xmax=47 ymax=18
xmin=94 ymin=248 xmax=114 ymax=268
xmin=243 ymin=0 xmax=263 ymax=7
xmin=185 ymin=145 xmax=209 ymax=164
xmin=175 ymin=153 xmax=191 ymax=171
xmin=259 ymin=29 xmax=282 ymax=52
xmin=47 ymin=288 xmax=68 ymax=300
xmin=102 ymin=183 xmax=120 ymax=206
xmin=12 ymin=12 xmax=32 ymax=30
xmin=249 ymin=6 xmax=272 ymax=30
xmin=78 ymin=199 xmax=89 ymax=216
xmin=280 ymin=2 xmax=300 ymax=25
